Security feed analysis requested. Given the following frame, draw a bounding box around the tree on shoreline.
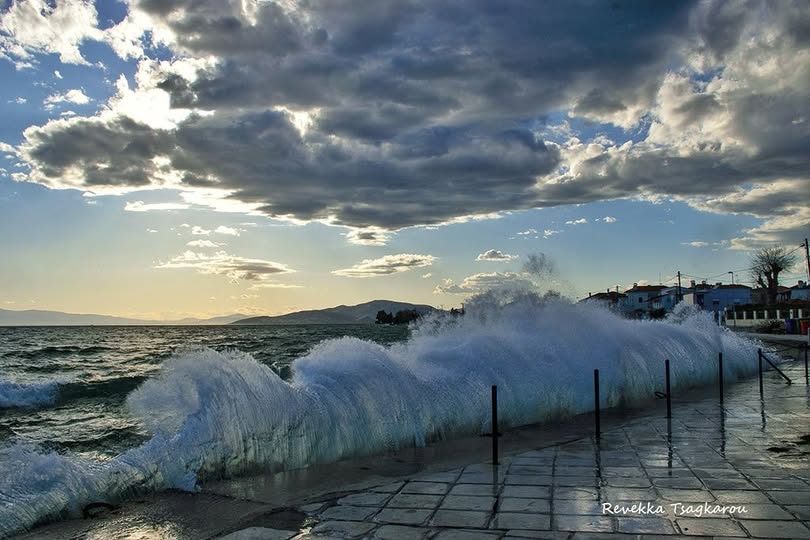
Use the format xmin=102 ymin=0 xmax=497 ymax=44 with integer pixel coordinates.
xmin=751 ymin=246 xmax=798 ymax=305
xmin=375 ymin=309 xmax=421 ymax=325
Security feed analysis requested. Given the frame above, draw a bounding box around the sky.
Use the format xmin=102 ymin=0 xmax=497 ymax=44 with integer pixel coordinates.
xmin=0 ymin=0 xmax=809 ymax=320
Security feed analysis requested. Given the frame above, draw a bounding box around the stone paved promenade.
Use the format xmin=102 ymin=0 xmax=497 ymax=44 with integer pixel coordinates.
xmin=220 ymin=360 xmax=810 ymax=540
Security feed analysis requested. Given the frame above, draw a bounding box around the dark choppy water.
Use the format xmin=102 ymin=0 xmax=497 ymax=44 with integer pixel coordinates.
xmin=0 ymin=325 xmax=409 ymax=460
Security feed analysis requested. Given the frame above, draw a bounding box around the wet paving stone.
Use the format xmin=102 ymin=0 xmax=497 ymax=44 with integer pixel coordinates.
xmin=448 ymin=483 xmax=500 ymax=496
xmin=337 ymin=492 xmax=391 ymax=507
xmin=400 ymin=482 xmax=450 ymax=495
xmin=615 ymin=517 xmax=675 ymax=534
xmin=739 ymin=519 xmax=810 ymax=538
xmin=373 ymin=508 xmax=433 ymax=526
xmin=310 ymin=520 xmax=376 ymax=537
xmin=499 ymin=498 xmax=551 ymax=514
xmin=554 ymin=515 xmax=615 ymax=533
xmin=553 ymin=500 xmax=604 ymax=516
xmin=767 ymin=491 xmax=810 ymax=504
xmin=319 ymin=505 xmax=377 ymax=521
xmin=386 ymin=494 xmax=443 ymax=510
xmin=675 ymin=517 xmax=747 ymax=537
xmin=731 ymin=503 xmax=795 ymax=520
xmin=439 ymin=495 xmax=496 ymax=511
xmin=370 ymin=524 xmax=432 ymax=540
xmin=430 ymin=509 xmax=491 ymax=528
xmin=491 ymin=512 xmax=552 ymax=530
xmin=502 ymin=485 xmax=553 ymax=499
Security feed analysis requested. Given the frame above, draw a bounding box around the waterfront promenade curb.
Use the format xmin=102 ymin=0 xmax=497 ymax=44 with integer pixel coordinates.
xmin=15 ymin=358 xmax=810 ymax=540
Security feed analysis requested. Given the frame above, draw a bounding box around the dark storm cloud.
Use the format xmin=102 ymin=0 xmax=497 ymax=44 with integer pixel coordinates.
xmin=135 ymin=0 xmax=304 ymax=56
xmin=22 ymin=109 xmax=557 ymax=229
xmin=22 ymin=116 xmax=173 ymax=187
xmin=152 ymin=0 xmax=694 ymax=120
xmin=13 ymin=0 xmax=810 ymax=240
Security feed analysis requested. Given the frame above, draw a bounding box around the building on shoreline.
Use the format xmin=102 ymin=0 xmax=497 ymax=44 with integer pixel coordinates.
xmin=682 ymin=283 xmax=752 ymax=312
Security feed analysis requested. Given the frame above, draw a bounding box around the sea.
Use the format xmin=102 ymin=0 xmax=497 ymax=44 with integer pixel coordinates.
xmin=0 ymin=324 xmax=410 ymax=461
xmin=0 ymin=300 xmax=767 ymax=537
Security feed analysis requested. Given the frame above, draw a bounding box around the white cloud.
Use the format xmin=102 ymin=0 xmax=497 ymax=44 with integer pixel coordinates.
xmin=125 ymin=200 xmax=190 ymax=212
xmin=681 ymin=241 xmax=711 ymax=247
xmin=565 ymin=218 xmax=588 ymax=225
xmin=146 ymin=228 xmax=158 ymax=233
xmin=186 ymin=239 xmax=222 ymax=248
xmin=421 ymin=273 xmax=432 ymax=279
xmin=10 ymin=97 xmax=26 ymax=104
xmin=333 ymin=254 xmax=436 ymax=278
xmin=0 ymin=142 xmax=16 ymax=155
xmin=231 ymin=294 xmax=259 ymax=300
xmin=476 ymin=249 xmax=518 ymax=262
xmin=517 ymin=229 xmax=538 ymax=236
xmin=248 ymin=282 xmax=305 ymax=290
xmin=156 ymin=250 xmax=294 ymax=282
xmin=54 ymin=70 xmax=62 ymax=79
xmin=0 ymin=0 xmax=103 ymax=65
xmin=179 ymin=189 xmax=265 ymax=214
xmin=597 ymin=216 xmax=617 ymax=223
xmin=215 ymin=225 xmax=241 ymax=236
xmin=43 ymin=89 xmax=91 ymax=109
xmin=191 ymin=226 xmax=211 ymax=236
xmin=543 ymin=229 xmax=561 ymax=238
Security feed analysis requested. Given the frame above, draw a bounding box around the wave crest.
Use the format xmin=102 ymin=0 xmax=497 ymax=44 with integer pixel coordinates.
xmin=0 ymin=380 xmax=59 ymax=409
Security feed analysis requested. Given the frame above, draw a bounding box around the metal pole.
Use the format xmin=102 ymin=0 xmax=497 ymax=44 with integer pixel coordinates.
xmin=677 ymin=271 xmax=682 ymax=302
xmin=758 ymin=348 xmax=764 ymax=398
xmin=665 ymin=359 xmax=672 ymax=419
xmin=805 ymin=343 xmax=808 ymax=386
xmin=594 ymin=369 xmax=600 ymax=440
xmin=718 ymin=352 xmax=724 ymax=404
xmin=491 ymin=385 xmax=498 ymax=465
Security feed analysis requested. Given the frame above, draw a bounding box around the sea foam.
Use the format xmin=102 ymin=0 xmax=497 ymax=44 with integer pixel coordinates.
xmin=0 ymin=300 xmax=764 ymax=537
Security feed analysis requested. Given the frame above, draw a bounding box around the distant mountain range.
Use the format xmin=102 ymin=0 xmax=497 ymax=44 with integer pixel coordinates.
xmin=0 ymin=300 xmax=437 ymax=326
xmin=230 ymin=300 xmax=436 ymax=325
xmin=0 ymin=309 xmax=250 ymax=326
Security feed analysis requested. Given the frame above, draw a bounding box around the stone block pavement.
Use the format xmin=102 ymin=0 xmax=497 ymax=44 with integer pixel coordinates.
xmin=220 ymin=360 xmax=810 ymax=540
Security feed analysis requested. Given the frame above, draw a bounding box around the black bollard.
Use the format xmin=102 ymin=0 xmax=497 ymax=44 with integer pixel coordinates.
xmin=594 ymin=369 xmax=600 ymax=441
xmin=491 ymin=385 xmax=499 ymax=465
xmin=758 ymin=348 xmax=764 ymax=398
xmin=718 ymin=352 xmax=724 ymax=404
xmin=665 ymin=359 xmax=672 ymax=419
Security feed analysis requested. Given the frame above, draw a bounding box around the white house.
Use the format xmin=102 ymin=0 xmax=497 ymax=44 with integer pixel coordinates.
xmin=623 ymin=284 xmax=679 ymax=316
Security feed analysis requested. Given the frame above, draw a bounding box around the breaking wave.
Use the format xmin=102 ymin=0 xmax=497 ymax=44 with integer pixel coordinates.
xmin=0 ymin=299 xmax=763 ymax=537
xmin=0 ymin=380 xmax=59 ymax=410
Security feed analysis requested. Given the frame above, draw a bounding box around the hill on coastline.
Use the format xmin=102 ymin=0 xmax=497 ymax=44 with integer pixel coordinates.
xmin=230 ymin=300 xmax=437 ymax=325
xmin=0 ymin=309 xmax=250 ymax=326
